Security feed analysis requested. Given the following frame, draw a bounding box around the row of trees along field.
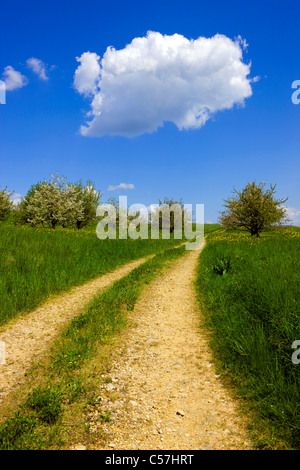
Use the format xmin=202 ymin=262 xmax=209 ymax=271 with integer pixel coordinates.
xmin=0 ymin=172 xmax=188 ymax=233
xmin=0 ymin=176 xmax=185 ymax=232
xmin=0 ymin=174 xmax=102 ymax=229
xmin=0 ymin=177 xmax=290 ymax=234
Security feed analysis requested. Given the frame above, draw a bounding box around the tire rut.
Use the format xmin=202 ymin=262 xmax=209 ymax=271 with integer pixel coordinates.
xmin=86 ymin=246 xmax=252 ymax=450
xmin=0 ymin=256 xmax=151 ymax=404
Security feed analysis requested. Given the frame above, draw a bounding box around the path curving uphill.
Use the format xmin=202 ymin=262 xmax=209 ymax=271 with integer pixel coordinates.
xmin=87 ymin=246 xmax=252 ymax=450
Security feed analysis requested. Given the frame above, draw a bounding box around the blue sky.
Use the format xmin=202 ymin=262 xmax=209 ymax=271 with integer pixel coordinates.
xmin=0 ymin=0 xmax=299 ymax=223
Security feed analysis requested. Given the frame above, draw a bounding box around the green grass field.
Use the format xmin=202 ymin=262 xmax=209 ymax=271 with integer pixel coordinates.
xmin=0 ymin=223 xmax=182 ymax=326
xmin=0 ymin=242 xmax=188 ymax=450
xmin=195 ymin=227 xmax=300 ymax=449
xmin=0 ymin=223 xmax=219 ymax=326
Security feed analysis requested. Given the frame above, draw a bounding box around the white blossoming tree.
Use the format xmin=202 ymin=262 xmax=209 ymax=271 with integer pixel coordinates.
xmin=0 ymin=186 xmax=14 ymax=221
xmin=25 ymin=174 xmax=84 ymax=228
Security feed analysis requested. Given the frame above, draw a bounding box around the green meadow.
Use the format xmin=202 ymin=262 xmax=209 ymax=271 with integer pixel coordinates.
xmin=1 ymin=220 xmax=299 ymax=449
xmin=0 ymin=223 xmax=188 ymax=326
xmin=0 ymin=243 xmax=188 ymax=450
xmin=0 ymin=223 xmax=216 ymax=326
xmin=196 ymin=227 xmax=300 ymax=449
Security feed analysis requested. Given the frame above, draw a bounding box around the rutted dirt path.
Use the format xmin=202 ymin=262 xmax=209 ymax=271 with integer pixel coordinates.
xmin=86 ymin=246 xmax=253 ymax=450
xmin=0 ymin=256 xmax=151 ymax=404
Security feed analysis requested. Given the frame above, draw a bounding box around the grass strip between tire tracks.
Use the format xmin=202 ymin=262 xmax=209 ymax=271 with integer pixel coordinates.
xmin=0 ymin=243 xmax=188 ymax=450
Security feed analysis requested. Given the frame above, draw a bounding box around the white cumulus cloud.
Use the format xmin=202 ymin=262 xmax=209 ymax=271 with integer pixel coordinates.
xmin=73 ymin=31 xmax=254 ymax=137
xmin=74 ymin=52 xmax=101 ymax=97
xmin=2 ymin=66 xmax=28 ymax=91
xmin=107 ymin=183 xmax=135 ymax=191
xmin=26 ymin=57 xmax=49 ymax=80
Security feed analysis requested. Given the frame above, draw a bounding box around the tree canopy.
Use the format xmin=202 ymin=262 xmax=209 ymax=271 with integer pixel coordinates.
xmin=15 ymin=174 xmax=102 ymax=229
xmin=0 ymin=186 xmax=13 ymax=221
xmin=218 ymin=181 xmax=289 ymax=237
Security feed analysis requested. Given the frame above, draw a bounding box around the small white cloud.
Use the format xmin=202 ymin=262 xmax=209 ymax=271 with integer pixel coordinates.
xmin=10 ymin=193 xmax=22 ymax=205
xmin=250 ymin=75 xmax=260 ymax=83
xmin=74 ymin=31 xmax=254 ymax=137
xmin=2 ymin=66 xmax=28 ymax=91
xmin=284 ymin=206 xmax=300 ymax=225
xmin=26 ymin=57 xmax=48 ymax=80
xmin=107 ymin=183 xmax=135 ymax=191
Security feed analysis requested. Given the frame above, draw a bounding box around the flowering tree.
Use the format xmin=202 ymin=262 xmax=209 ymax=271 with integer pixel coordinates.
xmin=71 ymin=180 xmax=102 ymax=229
xmin=0 ymin=186 xmax=13 ymax=221
xmin=25 ymin=174 xmax=84 ymax=228
xmin=219 ymin=181 xmax=289 ymax=237
xmin=150 ymin=197 xmax=191 ymax=237
xmin=16 ymin=174 xmax=102 ymax=229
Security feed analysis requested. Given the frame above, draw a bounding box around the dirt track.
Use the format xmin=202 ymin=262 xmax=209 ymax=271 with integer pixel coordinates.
xmin=85 ymin=247 xmax=252 ymax=450
xmin=0 ymin=244 xmax=253 ymax=449
xmin=0 ymin=257 xmax=150 ymax=403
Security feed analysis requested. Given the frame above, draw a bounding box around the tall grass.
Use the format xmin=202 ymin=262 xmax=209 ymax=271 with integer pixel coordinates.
xmin=196 ymin=227 xmax=300 ymax=449
xmin=0 ymin=224 xmax=183 ymax=325
xmin=0 ymin=223 xmax=218 ymax=326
